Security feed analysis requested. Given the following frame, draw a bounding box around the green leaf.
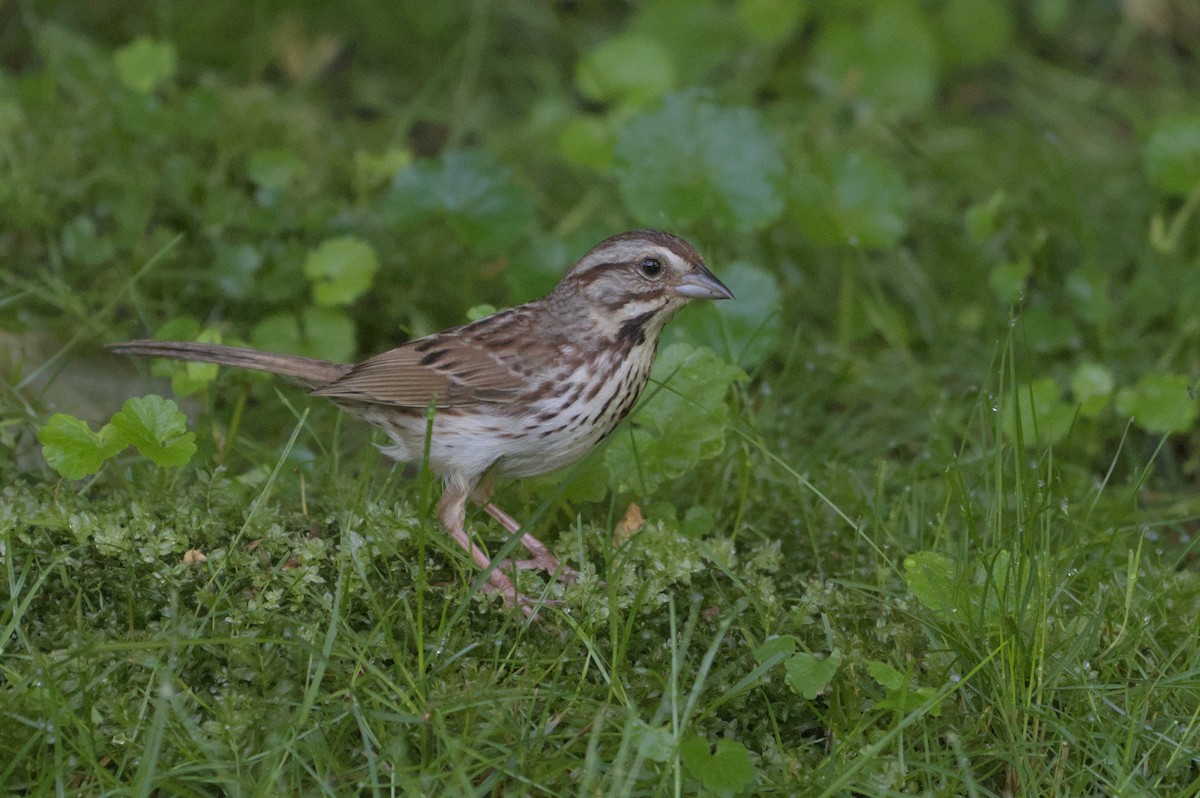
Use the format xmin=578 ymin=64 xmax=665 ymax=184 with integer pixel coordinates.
xmin=576 ymin=34 xmax=675 ymax=106
xmin=870 ymin=660 xmax=941 ymax=715
xmin=867 ymin=660 xmax=905 ymax=691
xmin=1116 ymin=373 xmax=1198 ymax=434
xmin=903 ymin=551 xmax=962 ymax=618
xmin=1002 ymin=377 xmax=1073 ymax=446
xmin=1144 ymin=115 xmax=1200 ymax=195
xmin=614 ymin=91 xmax=784 ymax=232
xmin=784 ymin=648 xmax=842 ymax=699
xmin=113 ymin=36 xmax=177 ymax=94
xmin=108 ymin=395 xmax=196 ymax=468
xmin=384 ymin=150 xmax=535 ymax=253
xmin=867 ymin=660 xmax=944 ymax=716
xmin=680 ymin=737 xmax=756 ymax=793
xmin=38 ymin=414 xmax=125 ymax=479
xmin=304 ymin=236 xmax=380 ymax=307
xmin=1071 ymin=362 xmax=1114 ymax=418
xmin=670 ymin=260 xmax=781 ymax=369
xmin=251 ymin=308 xmax=356 ymax=363
xmin=604 ymin=344 xmax=746 ymax=494
xmin=752 ymin=635 xmax=796 ymax=665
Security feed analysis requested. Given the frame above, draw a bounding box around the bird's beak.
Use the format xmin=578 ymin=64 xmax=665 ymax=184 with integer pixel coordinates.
xmin=674 ymin=264 xmax=735 ymax=300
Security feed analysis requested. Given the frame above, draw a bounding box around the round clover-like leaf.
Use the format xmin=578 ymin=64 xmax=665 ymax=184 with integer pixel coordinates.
xmin=576 ymin=34 xmax=675 ymax=107
xmin=38 ymin=414 xmax=125 ymax=479
xmin=614 ymin=91 xmax=784 ymax=232
xmin=385 ymin=150 xmax=535 ymax=253
xmin=109 ymin=395 xmax=196 ymax=468
xmin=304 ymin=236 xmax=379 ymax=307
xmin=680 ymin=737 xmax=756 ymax=794
xmin=113 ymin=36 xmax=177 ymax=94
xmin=1116 ymin=372 xmax=1198 ymax=434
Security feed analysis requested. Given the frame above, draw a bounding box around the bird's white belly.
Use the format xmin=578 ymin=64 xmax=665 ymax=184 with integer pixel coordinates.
xmin=360 ymin=346 xmax=653 ymax=481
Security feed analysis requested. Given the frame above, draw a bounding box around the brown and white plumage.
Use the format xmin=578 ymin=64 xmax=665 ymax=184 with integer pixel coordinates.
xmin=111 ymin=230 xmax=733 ymax=613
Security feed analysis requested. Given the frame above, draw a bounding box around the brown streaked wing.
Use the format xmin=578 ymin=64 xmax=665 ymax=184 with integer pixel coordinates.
xmin=310 ymin=334 xmax=528 ymax=408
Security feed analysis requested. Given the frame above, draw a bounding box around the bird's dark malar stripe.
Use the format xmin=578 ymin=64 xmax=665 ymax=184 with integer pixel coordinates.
xmin=616 ymin=309 xmax=658 ymax=347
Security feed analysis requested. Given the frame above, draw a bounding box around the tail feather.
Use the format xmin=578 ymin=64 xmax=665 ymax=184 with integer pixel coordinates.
xmin=109 ymin=340 xmax=352 ymax=386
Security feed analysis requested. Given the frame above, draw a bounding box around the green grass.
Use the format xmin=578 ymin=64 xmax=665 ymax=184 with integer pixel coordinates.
xmin=4 ymin=2 xmax=1200 ymax=795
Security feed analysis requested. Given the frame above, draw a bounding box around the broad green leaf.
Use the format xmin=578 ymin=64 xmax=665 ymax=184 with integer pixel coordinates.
xmin=38 ymin=414 xmax=125 ymax=479
xmin=867 ymin=660 xmax=905 ymax=691
xmin=903 ymin=551 xmax=961 ymax=618
xmin=1116 ymin=373 xmax=1198 ymax=434
xmin=679 ymin=737 xmax=756 ymax=793
xmin=1002 ymin=377 xmax=1073 ymax=446
xmin=384 ymin=150 xmax=535 ymax=253
xmin=109 ymin=395 xmax=196 ymax=468
xmin=113 ymin=36 xmax=177 ymax=94
xmin=784 ymin=648 xmax=842 ymax=699
xmin=752 ymin=635 xmax=796 ymax=665
xmin=614 ymin=91 xmax=784 ymax=233
xmin=1071 ymin=362 xmax=1114 ymax=418
xmin=576 ymin=34 xmax=675 ymax=106
xmin=304 ymin=236 xmax=379 ymax=307
xmin=1144 ymin=115 xmax=1200 ymax=195
xmin=670 ymin=260 xmax=781 ymax=369
xmin=251 ymin=307 xmax=356 ymax=363
xmin=604 ymin=344 xmax=746 ymax=494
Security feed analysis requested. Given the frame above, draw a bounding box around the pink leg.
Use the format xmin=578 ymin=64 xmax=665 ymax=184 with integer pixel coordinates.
xmin=482 ymin=502 xmax=579 ymax=583
xmin=438 ymin=476 xmax=534 ymax=615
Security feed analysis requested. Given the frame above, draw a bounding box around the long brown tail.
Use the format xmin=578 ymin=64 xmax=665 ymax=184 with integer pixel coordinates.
xmin=109 ymin=340 xmax=352 ymax=387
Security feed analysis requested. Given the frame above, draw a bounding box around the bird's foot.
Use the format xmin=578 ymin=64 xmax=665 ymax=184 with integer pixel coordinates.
xmin=496 ymin=552 xmax=580 ymax=584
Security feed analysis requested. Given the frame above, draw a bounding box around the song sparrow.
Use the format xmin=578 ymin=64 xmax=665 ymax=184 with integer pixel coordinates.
xmin=111 ymin=230 xmax=733 ymax=613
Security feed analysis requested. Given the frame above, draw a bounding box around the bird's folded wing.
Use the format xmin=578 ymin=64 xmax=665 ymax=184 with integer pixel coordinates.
xmin=310 ymin=337 xmax=527 ymax=407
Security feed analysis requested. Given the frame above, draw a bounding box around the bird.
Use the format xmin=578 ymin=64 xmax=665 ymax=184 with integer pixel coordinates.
xmin=110 ymin=230 xmax=734 ymax=614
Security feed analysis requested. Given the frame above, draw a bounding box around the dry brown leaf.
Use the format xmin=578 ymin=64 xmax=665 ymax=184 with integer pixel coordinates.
xmin=613 ymin=502 xmax=645 ymax=546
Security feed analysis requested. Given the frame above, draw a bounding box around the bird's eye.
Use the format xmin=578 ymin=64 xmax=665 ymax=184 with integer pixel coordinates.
xmin=640 ymin=257 xmax=663 ymax=278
